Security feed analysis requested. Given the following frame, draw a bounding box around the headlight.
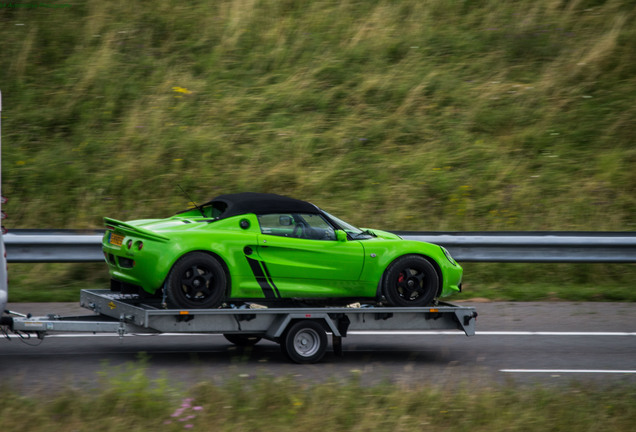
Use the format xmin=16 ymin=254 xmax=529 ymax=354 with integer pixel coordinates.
xmin=441 ymin=246 xmax=458 ymax=266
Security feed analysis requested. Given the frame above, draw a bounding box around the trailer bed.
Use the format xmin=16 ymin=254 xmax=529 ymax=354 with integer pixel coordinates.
xmin=5 ymin=289 xmax=477 ymax=363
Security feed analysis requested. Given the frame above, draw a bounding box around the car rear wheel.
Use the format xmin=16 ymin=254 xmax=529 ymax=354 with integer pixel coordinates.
xmin=166 ymin=252 xmax=227 ymax=309
xmin=382 ymin=255 xmax=439 ymax=307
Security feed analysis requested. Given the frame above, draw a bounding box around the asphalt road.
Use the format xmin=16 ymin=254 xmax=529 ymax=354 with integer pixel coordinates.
xmin=1 ymin=301 xmax=636 ymax=394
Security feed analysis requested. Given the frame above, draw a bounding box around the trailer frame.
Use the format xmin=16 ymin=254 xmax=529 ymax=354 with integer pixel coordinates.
xmin=3 ymin=289 xmax=477 ymax=363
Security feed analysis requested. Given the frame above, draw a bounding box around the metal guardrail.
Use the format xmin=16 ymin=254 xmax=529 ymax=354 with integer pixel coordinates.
xmin=394 ymin=231 xmax=636 ymax=263
xmin=4 ymin=230 xmax=105 ymax=263
xmin=2 ymin=230 xmax=636 ymax=263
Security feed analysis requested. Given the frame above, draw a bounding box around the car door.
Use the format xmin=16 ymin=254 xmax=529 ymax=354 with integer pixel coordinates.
xmin=255 ymin=213 xmax=365 ymax=298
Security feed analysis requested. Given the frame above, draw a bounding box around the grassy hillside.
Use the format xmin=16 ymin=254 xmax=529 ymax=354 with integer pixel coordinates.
xmin=2 ymin=0 xmax=635 ymax=230
xmin=1 ymin=0 xmax=634 ymax=301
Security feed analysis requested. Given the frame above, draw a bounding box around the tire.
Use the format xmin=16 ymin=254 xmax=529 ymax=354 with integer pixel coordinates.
xmin=382 ymin=255 xmax=439 ymax=307
xmin=281 ymin=321 xmax=328 ymax=364
xmin=165 ymin=252 xmax=227 ymax=309
xmin=223 ymin=334 xmax=262 ymax=346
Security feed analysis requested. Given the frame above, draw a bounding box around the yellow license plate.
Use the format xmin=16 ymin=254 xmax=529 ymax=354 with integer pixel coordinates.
xmin=109 ymin=233 xmax=124 ymax=247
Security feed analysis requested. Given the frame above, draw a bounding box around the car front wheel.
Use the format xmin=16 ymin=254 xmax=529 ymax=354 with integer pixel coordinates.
xmin=382 ymin=255 xmax=439 ymax=307
xmin=166 ymin=252 xmax=227 ymax=309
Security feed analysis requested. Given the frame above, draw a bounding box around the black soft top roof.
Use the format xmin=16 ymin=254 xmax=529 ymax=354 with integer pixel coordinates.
xmin=203 ymin=193 xmax=319 ymax=219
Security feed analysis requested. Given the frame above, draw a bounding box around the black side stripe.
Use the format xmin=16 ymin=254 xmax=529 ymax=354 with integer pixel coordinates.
xmin=246 ymin=257 xmax=277 ymax=299
xmin=261 ymin=262 xmax=281 ymax=298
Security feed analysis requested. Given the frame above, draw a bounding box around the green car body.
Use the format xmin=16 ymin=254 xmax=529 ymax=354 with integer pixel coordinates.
xmin=102 ymin=193 xmax=462 ymax=308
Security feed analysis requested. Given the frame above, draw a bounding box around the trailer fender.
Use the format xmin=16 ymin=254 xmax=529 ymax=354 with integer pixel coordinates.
xmin=265 ymin=312 xmax=343 ymax=340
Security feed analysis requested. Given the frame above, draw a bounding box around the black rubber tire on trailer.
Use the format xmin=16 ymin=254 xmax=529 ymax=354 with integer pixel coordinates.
xmin=165 ymin=252 xmax=227 ymax=309
xmin=281 ymin=321 xmax=328 ymax=364
xmin=223 ymin=334 xmax=262 ymax=346
xmin=382 ymin=255 xmax=439 ymax=307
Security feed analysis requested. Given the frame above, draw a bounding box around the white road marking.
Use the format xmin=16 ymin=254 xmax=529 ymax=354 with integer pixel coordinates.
xmin=478 ymin=331 xmax=636 ymax=336
xmin=4 ymin=330 xmax=636 ymax=338
xmin=348 ymin=331 xmax=636 ymax=336
xmin=3 ymin=333 xmax=223 ymax=339
xmin=501 ymin=369 xmax=636 ymax=374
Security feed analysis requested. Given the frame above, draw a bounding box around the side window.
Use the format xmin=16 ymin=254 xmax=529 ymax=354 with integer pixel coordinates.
xmin=301 ymin=214 xmax=336 ymax=240
xmin=257 ymin=213 xmax=336 ymax=240
xmin=258 ymin=214 xmax=295 ymax=237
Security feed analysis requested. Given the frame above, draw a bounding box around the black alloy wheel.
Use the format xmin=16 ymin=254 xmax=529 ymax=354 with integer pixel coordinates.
xmin=166 ymin=252 xmax=227 ymax=309
xmin=382 ymin=255 xmax=439 ymax=307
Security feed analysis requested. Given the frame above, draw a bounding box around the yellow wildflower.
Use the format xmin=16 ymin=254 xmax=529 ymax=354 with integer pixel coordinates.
xmin=172 ymin=86 xmax=192 ymax=95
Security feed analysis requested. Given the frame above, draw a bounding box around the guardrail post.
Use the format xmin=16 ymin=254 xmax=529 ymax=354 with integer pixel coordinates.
xmin=0 ymin=90 xmax=8 ymax=313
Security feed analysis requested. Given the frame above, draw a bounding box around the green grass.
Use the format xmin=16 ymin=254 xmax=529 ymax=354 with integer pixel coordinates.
xmin=455 ymin=262 xmax=636 ymax=302
xmin=2 ymin=357 xmax=636 ymax=431
xmin=1 ymin=0 xmax=635 ymax=301
xmin=6 ymin=263 xmax=108 ymax=302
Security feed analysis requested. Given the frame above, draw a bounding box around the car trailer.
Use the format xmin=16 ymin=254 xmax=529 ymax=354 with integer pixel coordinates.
xmin=2 ymin=289 xmax=477 ymax=363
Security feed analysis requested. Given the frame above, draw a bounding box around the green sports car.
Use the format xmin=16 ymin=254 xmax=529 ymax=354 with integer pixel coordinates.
xmin=102 ymin=193 xmax=462 ymax=309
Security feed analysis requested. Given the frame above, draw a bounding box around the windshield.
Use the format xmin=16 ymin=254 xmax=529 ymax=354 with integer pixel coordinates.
xmin=322 ymin=211 xmax=374 ymax=239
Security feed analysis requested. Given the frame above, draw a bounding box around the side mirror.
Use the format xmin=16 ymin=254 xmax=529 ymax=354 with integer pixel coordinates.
xmin=335 ymin=230 xmax=348 ymax=242
xmin=279 ymin=215 xmax=292 ymax=226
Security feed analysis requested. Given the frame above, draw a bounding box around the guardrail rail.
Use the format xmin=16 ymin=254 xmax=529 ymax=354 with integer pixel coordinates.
xmin=3 ymin=230 xmax=636 ymax=263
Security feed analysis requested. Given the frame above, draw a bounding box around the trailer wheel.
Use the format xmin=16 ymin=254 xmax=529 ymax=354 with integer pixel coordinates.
xmin=223 ymin=334 xmax=262 ymax=346
xmin=166 ymin=253 xmax=226 ymax=309
xmin=281 ymin=321 xmax=327 ymax=364
xmin=382 ymin=255 xmax=439 ymax=307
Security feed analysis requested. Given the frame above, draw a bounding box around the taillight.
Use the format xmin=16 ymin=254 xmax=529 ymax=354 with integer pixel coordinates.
xmin=127 ymin=240 xmax=133 ymax=249
xmin=137 ymin=241 xmax=144 ymax=251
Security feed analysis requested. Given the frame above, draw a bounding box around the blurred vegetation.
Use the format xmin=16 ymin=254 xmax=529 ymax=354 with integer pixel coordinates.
xmin=1 ymin=0 xmax=634 ymax=301
xmin=2 ymin=358 xmax=636 ymax=431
